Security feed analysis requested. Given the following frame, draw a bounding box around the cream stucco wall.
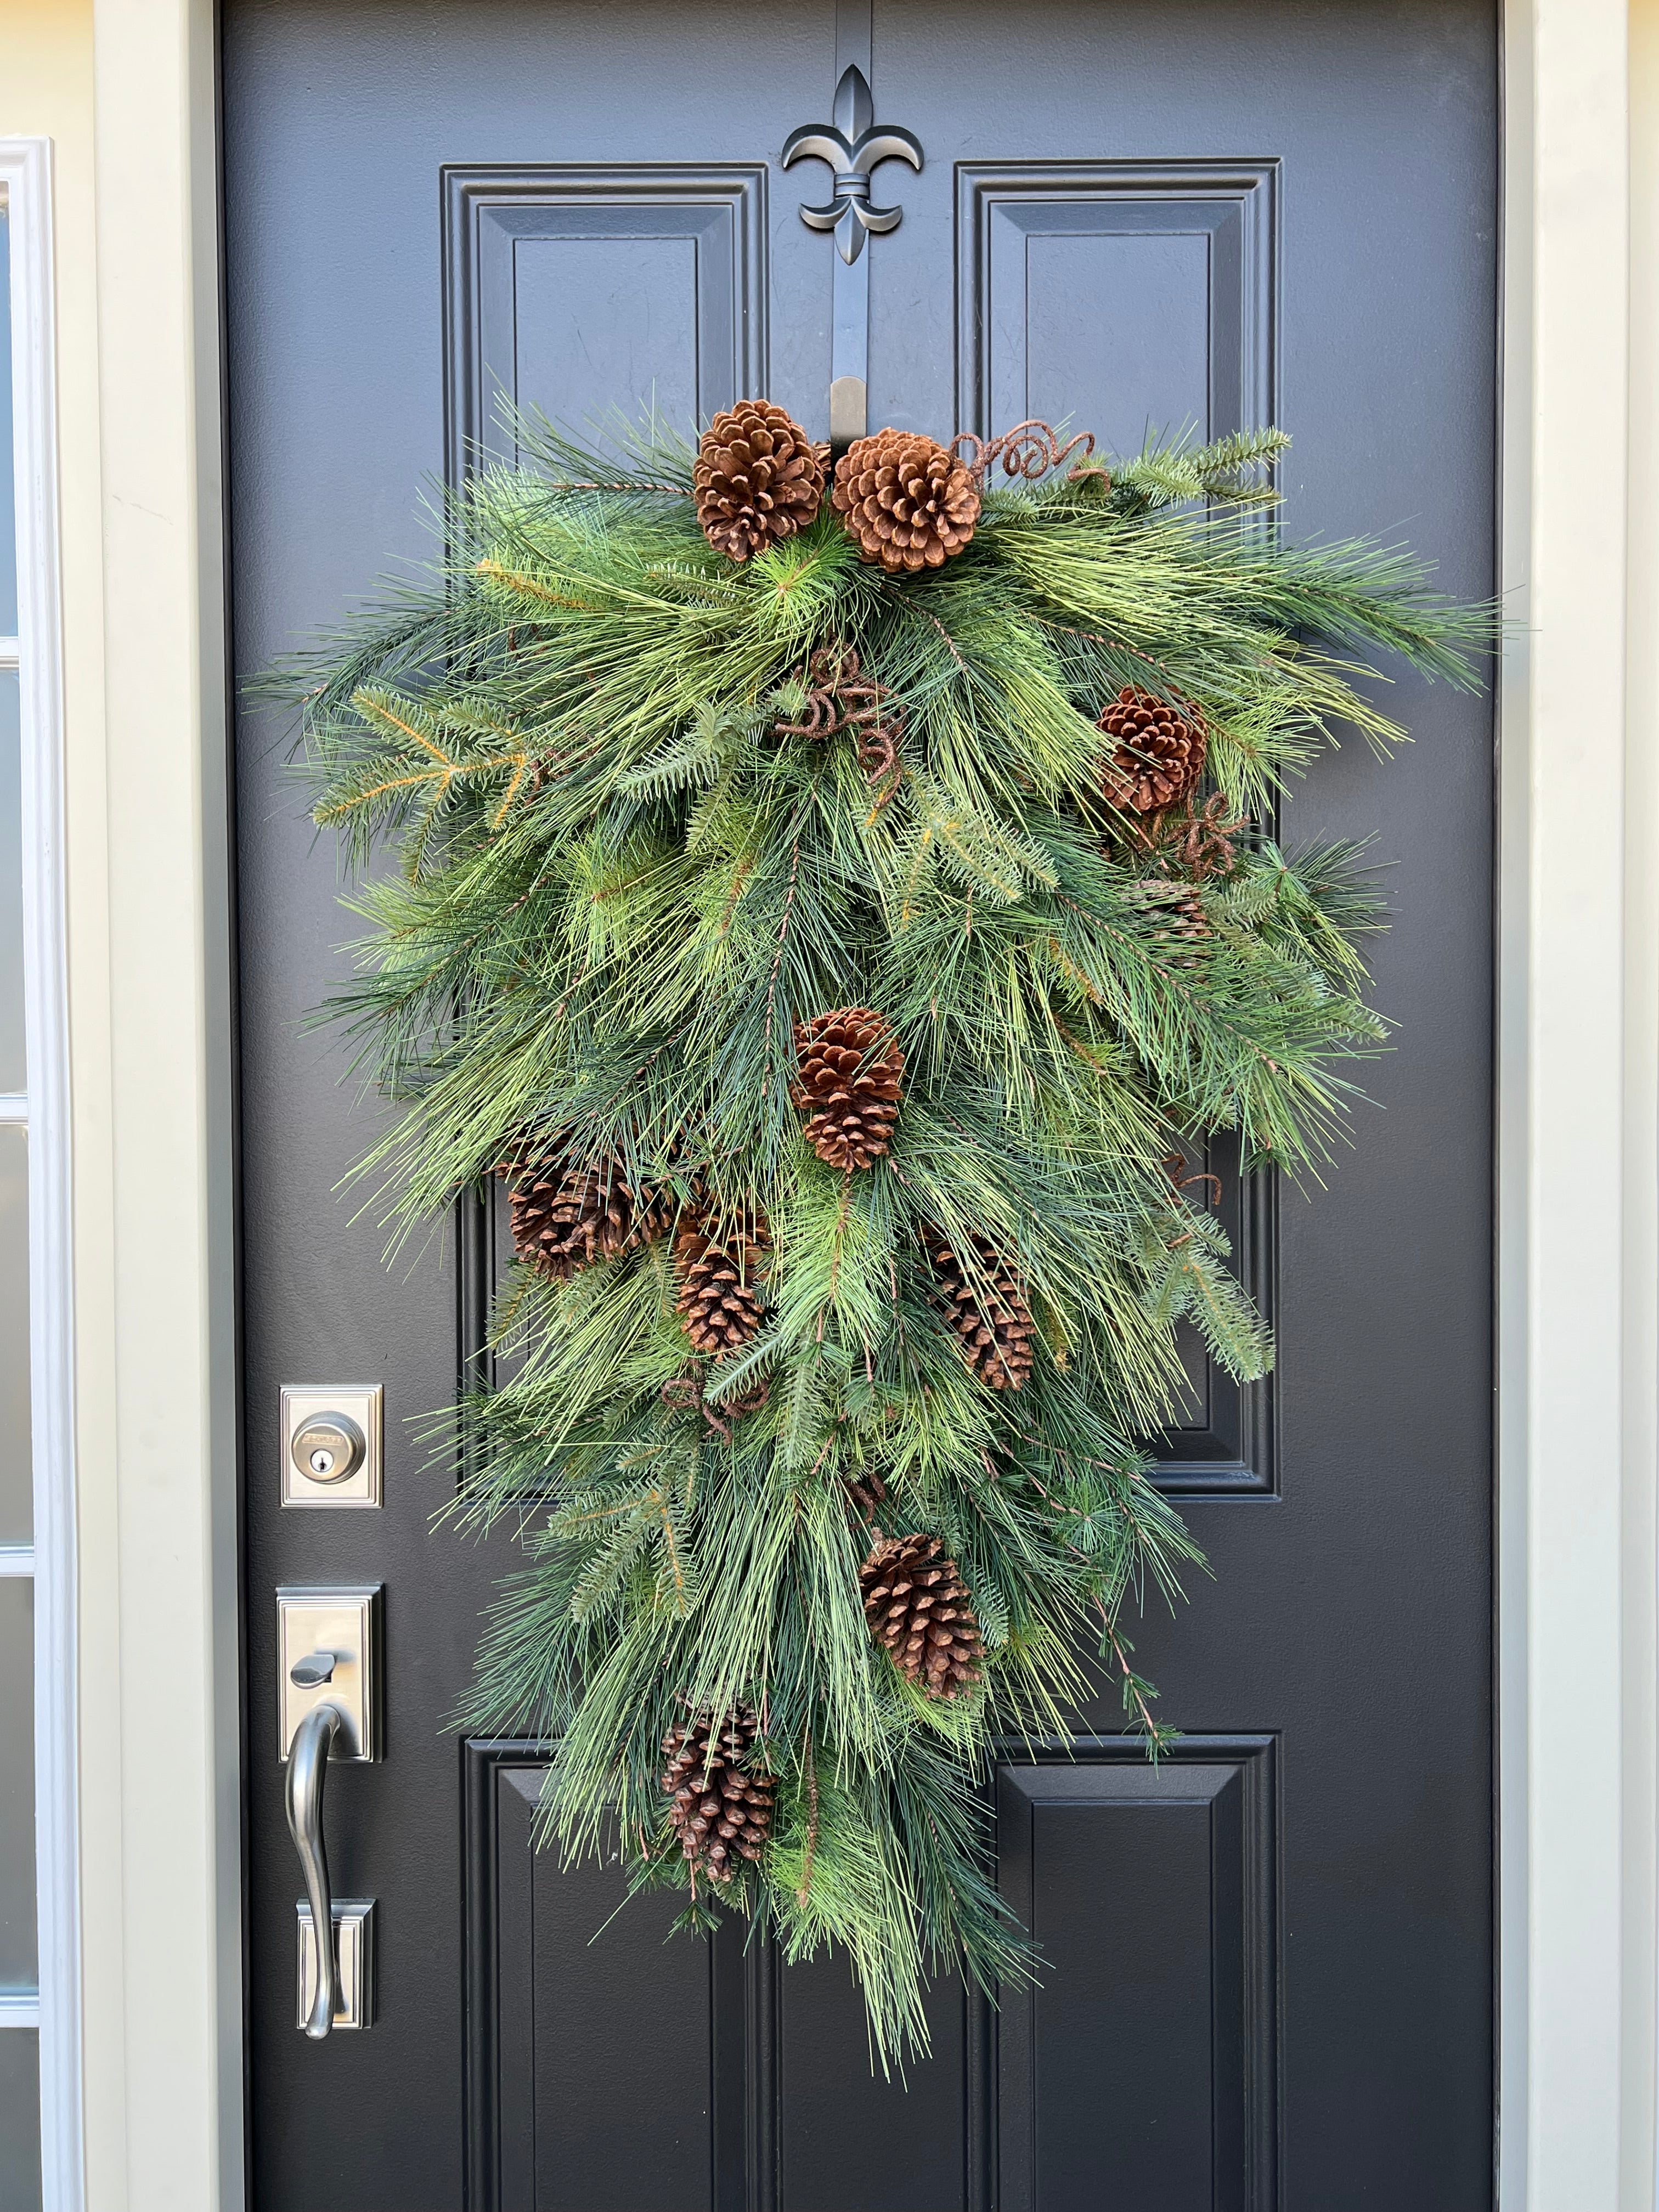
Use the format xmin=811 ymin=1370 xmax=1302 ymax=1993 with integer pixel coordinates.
xmin=0 ymin=0 xmax=1655 ymax=2205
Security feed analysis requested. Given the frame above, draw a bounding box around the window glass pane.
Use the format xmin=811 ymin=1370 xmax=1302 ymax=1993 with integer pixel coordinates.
xmin=0 ymin=674 xmax=23 ymax=1099
xmin=0 ymin=2027 xmax=40 ymax=2211
xmin=0 ymin=1578 xmax=33 ymax=1991
xmin=0 ymin=201 xmax=15 ymax=639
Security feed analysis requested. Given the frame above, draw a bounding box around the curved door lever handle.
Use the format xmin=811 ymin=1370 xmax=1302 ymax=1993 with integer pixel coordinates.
xmin=285 ymin=1701 xmax=344 ymax=2039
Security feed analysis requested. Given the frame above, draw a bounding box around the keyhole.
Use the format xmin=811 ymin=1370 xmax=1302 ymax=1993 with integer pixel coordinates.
xmin=309 ymin=1447 xmax=336 ymax=1476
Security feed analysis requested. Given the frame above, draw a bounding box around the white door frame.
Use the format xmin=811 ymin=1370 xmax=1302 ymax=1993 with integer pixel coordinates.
xmin=0 ymin=129 xmax=81 ymax=2212
xmin=63 ymin=1 xmax=1659 ymax=2203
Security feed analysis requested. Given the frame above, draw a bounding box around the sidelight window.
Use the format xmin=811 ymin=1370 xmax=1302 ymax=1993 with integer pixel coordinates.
xmin=0 ymin=144 xmax=77 ymax=2212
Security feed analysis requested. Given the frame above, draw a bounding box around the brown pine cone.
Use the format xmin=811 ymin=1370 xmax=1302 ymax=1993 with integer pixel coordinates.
xmin=662 ymin=1707 xmax=776 ymax=1881
xmin=791 ymin=1008 xmax=904 ymax=1172
xmin=507 ymin=1154 xmax=674 ymax=1281
xmin=1127 ymin=879 xmax=1211 ymax=967
xmin=674 ymin=1210 xmax=768 ymax=1358
xmin=831 ymin=428 xmax=980 ymax=572
xmin=927 ymin=1230 xmax=1034 ymax=1392
xmin=859 ymin=1532 xmax=983 ymax=1700
xmin=659 ymin=1367 xmax=769 ymax=1437
xmin=692 ymin=401 xmax=828 ymax=562
xmin=1097 ymin=686 xmax=1207 ymax=814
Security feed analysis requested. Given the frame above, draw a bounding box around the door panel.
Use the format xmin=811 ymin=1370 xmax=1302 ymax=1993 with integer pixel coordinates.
xmin=444 ymin=165 xmax=771 ymax=482
xmin=226 ymin=4 xmax=1496 ymax=2205
xmin=955 ymin=160 xmax=1276 ymax=454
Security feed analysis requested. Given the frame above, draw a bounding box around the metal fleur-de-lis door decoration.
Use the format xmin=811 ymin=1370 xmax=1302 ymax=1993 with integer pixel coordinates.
xmin=783 ymin=63 xmax=922 ymax=451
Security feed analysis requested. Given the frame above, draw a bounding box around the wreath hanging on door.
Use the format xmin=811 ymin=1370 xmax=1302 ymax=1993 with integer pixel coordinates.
xmin=276 ymin=402 xmax=1487 ymax=2062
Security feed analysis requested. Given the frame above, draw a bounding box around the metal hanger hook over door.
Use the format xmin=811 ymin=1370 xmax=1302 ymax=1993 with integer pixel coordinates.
xmin=782 ymin=64 xmax=922 ymax=267
xmin=782 ymin=21 xmax=923 ymax=454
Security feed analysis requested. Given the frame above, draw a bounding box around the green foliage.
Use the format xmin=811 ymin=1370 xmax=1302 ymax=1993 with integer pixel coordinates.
xmin=274 ymin=414 xmax=1492 ymax=2064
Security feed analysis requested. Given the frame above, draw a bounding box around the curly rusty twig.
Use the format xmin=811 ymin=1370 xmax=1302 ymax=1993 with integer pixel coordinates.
xmin=776 ymin=646 xmax=905 ymax=813
xmin=950 ymin=419 xmax=1098 ymax=487
xmin=1130 ymin=791 xmax=1248 ymax=882
xmin=1161 ymin=1150 xmax=1223 ymax=1210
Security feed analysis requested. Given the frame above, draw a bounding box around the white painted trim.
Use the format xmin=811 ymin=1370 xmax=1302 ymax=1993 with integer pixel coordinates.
xmin=0 ymin=639 xmax=18 ymax=670
xmin=1497 ymin=13 xmax=1535 ymax=2200
xmin=0 ymin=136 xmax=81 ymax=2212
xmin=0 ymin=1546 xmax=33 ymax=1577
xmin=0 ymin=1995 xmax=41 ymax=2033
xmin=1495 ymin=3 xmax=1659 ymax=2204
xmin=0 ymin=1094 xmax=31 ymax=1124
xmin=84 ymin=1 xmax=242 ymax=2202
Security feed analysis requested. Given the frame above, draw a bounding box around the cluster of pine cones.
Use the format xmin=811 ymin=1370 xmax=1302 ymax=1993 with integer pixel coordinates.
xmin=501 ymin=1148 xmax=770 ymax=1413
xmin=693 ymin=403 xmax=981 ymax=574
xmin=659 ymin=1523 xmax=985 ymax=1880
xmin=505 ymin=1005 xmax=1036 ymax=1398
xmin=691 ymin=404 xmax=1228 ymax=947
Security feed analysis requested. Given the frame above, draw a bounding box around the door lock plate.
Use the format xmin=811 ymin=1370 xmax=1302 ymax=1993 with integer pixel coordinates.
xmin=277 ymin=1585 xmax=382 ymax=1762
xmin=279 ymin=1383 xmax=382 ymax=1508
xmin=297 ymin=1898 xmax=376 ymax=2031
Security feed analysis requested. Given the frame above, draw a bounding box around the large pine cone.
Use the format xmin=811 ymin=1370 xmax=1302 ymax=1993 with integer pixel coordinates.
xmin=1097 ymin=686 xmax=1207 ymax=814
xmin=927 ymin=1230 xmax=1035 ymax=1392
xmin=693 ymin=402 xmax=828 ymax=563
xmin=662 ymin=1707 xmax=775 ymax=1881
xmin=507 ymin=1154 xmax=674 ymax=1282
xmin=831 ymin=428 xmax=980 ymax=572
xmin=674 ymin=1210 xmax=768 ymax=1357
xmin=860 ymin=1532 xmax=984 ymax=1700
xmin=791 ymin=1008 xmax=904 ymax=1171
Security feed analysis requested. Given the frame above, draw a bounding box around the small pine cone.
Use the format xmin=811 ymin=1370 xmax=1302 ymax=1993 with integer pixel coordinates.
xmin=927 ymin=1230 xmax=1035 ymax=1392
xmin=1097 ymin=686 xmax=1208 ymax=815
xmin=693 ymin=401 xmax=828 ymax=562
xmin=1128 ymin=879 xmax=1211 ymax=967
xmin=674 ymin=1211 xmax=768 ymax=1358
xmin=662 ymin=1365 xmax=769 ymax=1435
xmin=508 ymin=1154 xmax=673 ymax=1281
xmin=859 ymin=1532 xmax=984 ymax=1700
xmin=831 ymin=428 xmax=980 ymax=572
xmin=662 ymin=1707 xmax=776 ymax=1882
xmin=791 ymin=1008 xmax=904 ymax=1172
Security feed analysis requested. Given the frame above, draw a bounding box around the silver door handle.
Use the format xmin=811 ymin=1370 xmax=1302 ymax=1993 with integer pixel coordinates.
xmin=284 ymin=1700 xmax=344 ymax=2038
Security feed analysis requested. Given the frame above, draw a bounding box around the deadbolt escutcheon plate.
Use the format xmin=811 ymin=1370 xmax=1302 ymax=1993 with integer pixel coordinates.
xmin=279 ymin=1384 xmax=382 ymax=1508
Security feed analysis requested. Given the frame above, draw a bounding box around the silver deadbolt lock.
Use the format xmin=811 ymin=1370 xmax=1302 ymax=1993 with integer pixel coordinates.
xmin=280 ymin=1385 xmax=382 ymax=1508
xmin=290 ymin=1411 xmax=365 ymax=1486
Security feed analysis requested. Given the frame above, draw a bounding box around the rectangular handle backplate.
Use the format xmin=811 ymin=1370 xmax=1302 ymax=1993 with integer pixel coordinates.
xmin=276 ymin=1584 xmax=383 ymax=1762
xmin=296 ymin=1898 xmax=376 ymax=2030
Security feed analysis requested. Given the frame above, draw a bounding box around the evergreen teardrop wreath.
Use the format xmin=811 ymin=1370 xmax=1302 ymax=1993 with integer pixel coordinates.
xmin=276 ymin=404 xmax=1491 ymax=2063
